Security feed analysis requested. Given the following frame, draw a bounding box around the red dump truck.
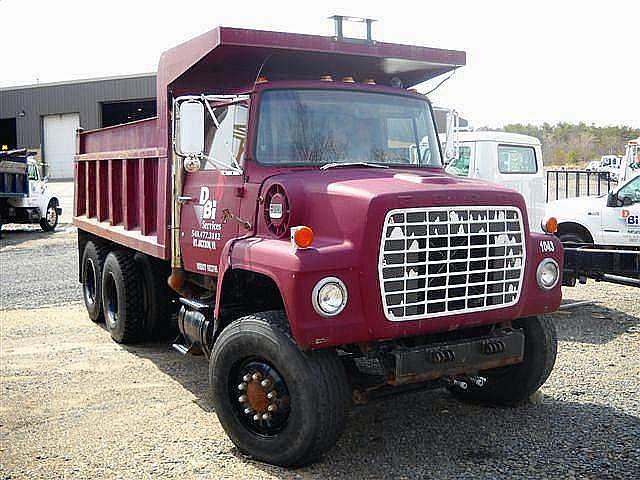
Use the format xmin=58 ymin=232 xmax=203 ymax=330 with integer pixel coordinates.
xmin=74 ymin=22 xmax=563 ymax=466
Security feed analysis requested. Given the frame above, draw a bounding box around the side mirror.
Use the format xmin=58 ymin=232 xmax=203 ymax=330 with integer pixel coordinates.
xmin=606 ymin=191 xmax=618 ymax=207
xmin=178 ymin=101 xmax=205 ymax=156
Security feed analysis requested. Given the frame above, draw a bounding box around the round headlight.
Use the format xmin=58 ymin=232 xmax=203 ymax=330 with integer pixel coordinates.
xmin=312 ymin=277 xmax=348 ymax=317
xmin=536 ymin=258 xmax=559 ymax=289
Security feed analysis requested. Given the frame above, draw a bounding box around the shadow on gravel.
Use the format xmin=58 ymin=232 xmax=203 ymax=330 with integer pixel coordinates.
xmin=0 ymin=227 xmax=66 ymax=249
xmin=551 ymin=303 xmax=639 ymax=345
xmin=121 ymin=341 xmax=214 ymax=412
xmin=246 ymin=389 xmax=640 ymax=479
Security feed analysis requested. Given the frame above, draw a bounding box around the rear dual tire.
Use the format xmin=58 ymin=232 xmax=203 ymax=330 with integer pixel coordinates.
xmin=102 ymin=250 xmax=144 ymax=343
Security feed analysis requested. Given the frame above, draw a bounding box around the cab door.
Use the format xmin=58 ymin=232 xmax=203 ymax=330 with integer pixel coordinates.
xmin=600 ymin=175 xmax=640 ymax=247
xmin=179 ymin=102 xmax=248 ymax=276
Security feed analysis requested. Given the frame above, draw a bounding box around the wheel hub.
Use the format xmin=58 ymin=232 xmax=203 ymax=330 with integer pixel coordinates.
xmin=233 ymin=360 xmax=290 ymax=434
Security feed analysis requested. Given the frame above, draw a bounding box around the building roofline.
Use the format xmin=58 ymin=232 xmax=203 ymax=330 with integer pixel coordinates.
xmin=0 ymin=72 xmax=157 ymax=92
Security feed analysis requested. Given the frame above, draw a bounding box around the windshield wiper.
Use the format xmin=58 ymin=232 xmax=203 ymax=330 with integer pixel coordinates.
xmin=320 ymin=162 xmax=389 ymax=170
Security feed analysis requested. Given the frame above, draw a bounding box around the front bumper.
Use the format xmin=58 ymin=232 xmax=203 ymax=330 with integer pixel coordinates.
xmin=389 ymin=327 xmax=525 ymax=385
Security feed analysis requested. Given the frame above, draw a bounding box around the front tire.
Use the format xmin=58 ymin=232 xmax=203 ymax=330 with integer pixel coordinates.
xmin=101 ymin=250 xmax=144 ymax=343
xmin=40 ymin=200 xmax=59 ymax=232
xmin=450 ymin=316 xmax=557 ymax=406
xmin=209 ymin=311 xmax=351 ymax=467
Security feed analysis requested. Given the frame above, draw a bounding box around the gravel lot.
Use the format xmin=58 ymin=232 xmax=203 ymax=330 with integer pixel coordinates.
xmin=1 ymin=229 xmax=639 ymax=479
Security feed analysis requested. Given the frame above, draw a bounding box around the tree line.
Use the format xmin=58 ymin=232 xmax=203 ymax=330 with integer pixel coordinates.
xmin=481 ymin=123 xmax=640 ymax=166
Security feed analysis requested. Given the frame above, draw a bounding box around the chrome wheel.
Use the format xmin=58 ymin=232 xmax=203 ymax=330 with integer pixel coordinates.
xmin=46 ymin=206 xmax=57 ymax=227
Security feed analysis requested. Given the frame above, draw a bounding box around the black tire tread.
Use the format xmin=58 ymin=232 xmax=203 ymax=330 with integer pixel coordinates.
xmin=103 ymin=250 xmax=144 ymax=344
xmin=451 ymin=315 xmax=557 ymax=406
xmin=82 ymin=240 xmax=109 ymax=323
xmin=210 ymin=311 xmax=351 ymax=467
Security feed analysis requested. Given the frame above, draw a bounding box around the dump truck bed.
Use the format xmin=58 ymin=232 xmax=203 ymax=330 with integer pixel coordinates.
xmin=0 ymin=149 xmax=29 ymax=198
xmin=73 ymin=26 xmax=465 ymax=260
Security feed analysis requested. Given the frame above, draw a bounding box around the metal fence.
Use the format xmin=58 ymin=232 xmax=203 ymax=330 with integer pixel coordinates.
xmin=546 ymin=170 xmax=615 ymax=202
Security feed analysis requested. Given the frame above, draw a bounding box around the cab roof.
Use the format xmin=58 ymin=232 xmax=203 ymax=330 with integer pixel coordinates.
xmin=158 ymin=26 xmax=466 ymax=96
xmin=457 ymin=131 xmax=541 ymax=146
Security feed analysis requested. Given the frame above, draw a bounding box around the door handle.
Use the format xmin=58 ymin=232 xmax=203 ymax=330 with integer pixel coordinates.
xmin=177 ymin=195 xmax=194 ymax=204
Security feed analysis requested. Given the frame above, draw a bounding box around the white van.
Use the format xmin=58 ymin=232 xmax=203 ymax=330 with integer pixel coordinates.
xmin=445 ymin=131 xmax=544 ymax=232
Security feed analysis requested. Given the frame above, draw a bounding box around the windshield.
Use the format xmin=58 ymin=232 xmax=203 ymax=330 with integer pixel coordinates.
xmin=255 ymin=89 xmax=441 ymax=167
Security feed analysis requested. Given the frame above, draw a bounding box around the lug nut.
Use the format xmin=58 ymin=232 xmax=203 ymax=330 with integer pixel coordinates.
xmin=253 ymin=414 xmax=260 ymax=421
xmin=267 ymin=391 xmax=276 ymax=400
xmin=260 ymin=379 xmax=270 ymax=388
xmin=238 ymin=383 xmax=247 ymax=391
xmin=268 ymin=404 xmax=277 ymax=412
xmin=238 ymin=395 xmax=247 ymax=403
xmin=244 ymin=408 xmax=253 ymax=415
xmin=453 ymin=379 xmax=468 ymax=390
xmin=252 ymin=372 xmax=262 ymax=381
xmin=261 ymin=413 xmax=271 ymax=420
xmin=242 ymin=374 xmax=252 ymax=382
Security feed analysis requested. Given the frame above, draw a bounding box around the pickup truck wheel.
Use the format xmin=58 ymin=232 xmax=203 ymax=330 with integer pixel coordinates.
xmin=40 ymin=200 xmax=59 ymax=232
xmin=82 ymin=241 xmax=108 ymax=323
xmin=558 ymin=232 xmax=587 ymax=246
xmin=102 ymin=250 xmax=144 ymax=344
xmin=450 ymin=316 xmax=557 ymax=406
xmin=209 ymin=311 xmax=351 ymax=467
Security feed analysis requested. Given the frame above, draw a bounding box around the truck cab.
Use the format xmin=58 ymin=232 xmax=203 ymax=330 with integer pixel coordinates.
xmin=74 ymin=24 xmax=563 ymax=467
xmin=444 ymin=131 xmax=545 ymax=232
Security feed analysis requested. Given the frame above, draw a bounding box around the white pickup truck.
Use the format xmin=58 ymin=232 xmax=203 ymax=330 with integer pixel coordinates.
xmin=546 ymin=174 xmax=640 ymax=248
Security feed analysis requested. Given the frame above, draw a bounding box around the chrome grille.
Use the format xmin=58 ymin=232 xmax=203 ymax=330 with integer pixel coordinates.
xmin=378 ymin=206 xmax=525 ymax=321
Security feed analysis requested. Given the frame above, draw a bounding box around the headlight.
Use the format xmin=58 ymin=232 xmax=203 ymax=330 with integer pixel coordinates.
xmin=312 ymin=277 xmax=348 ymax=317
xmin=536 ymin=258 xmax=559 ymax=289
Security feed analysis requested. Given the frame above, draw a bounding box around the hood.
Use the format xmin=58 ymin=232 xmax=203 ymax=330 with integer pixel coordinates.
xmin=546 ymin=195 xmax=605 ymax=220
xmin=256 ymin=167 xmax=531 ymax=247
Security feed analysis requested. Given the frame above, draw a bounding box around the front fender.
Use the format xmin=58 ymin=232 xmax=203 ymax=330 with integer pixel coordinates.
xmin=215 ymin=237 xmax=366 ymax=348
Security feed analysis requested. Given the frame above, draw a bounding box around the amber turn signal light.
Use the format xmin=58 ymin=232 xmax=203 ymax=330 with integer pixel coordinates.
xmin=541 ymin=216 xmax=558 ymax=234
xmin=292 ymin=226 xmax=314 ymax=249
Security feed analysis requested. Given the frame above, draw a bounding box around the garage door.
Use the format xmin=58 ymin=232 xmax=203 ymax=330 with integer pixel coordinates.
xmin=43 ymin=113 xmax=79 ymax=179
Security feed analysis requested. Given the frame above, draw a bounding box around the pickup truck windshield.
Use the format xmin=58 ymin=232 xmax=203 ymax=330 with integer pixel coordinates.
xmin=256 ymin=89 xmax=441 ymax=167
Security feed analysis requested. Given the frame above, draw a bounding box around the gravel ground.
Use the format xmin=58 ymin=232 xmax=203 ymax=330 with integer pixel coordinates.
xmin=1 ymin=232 xmax=639 ymax=479
xmin=0 ymin=228 xmax=80 ymax=310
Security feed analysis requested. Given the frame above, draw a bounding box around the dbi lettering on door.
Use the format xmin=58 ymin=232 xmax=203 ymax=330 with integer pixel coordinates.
xmin=199 ymin=187 xmax=217 ymax=222
xmin=191 ymin=187 xmax=222 ymax=250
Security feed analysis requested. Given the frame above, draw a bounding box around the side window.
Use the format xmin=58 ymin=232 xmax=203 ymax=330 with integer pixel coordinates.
xmin=498 ymin=145 xmax=537 ymax=174
xmin=618 ymin=176 xmax=640 ymax=205
xmin=203 ymin=103 xmax=248 ymax=170
xmin=27 ymin=163 xmax=39 ymax=180
xmin=445 ymin=145 xmax=471 ymax=177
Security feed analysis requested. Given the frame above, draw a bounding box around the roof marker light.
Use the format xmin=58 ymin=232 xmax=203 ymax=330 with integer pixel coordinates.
xmin=256 ymin=76 xmax=269 ymax=84
xmin=364 ymin=78 xmax=376 ymax=85
xmin=320 ymin=75 xmax=334 ymax=82
xmin=342 ymin=76 xmax=355 ymax=83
